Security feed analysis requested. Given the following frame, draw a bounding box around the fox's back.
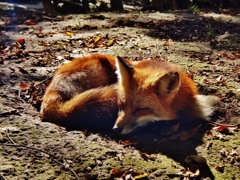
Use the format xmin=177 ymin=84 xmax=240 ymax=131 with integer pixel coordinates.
xmin=45 ymin=54 xmax=118 ymax=102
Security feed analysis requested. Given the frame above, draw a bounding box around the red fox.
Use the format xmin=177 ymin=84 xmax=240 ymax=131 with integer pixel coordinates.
xmin=40 ymin=54 xmax=219 ymax=134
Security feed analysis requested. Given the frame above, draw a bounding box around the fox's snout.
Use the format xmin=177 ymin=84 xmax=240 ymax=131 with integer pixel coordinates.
xmin=112 ymin=125 xmax=123 ymax=134
xmin=112 ymin=121 xmax=141 ymax=134
xmin=113 ymin=124 xmax=135 ymax=135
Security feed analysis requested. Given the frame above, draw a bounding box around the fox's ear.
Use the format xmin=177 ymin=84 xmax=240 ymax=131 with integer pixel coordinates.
xmin=116 ymin=56 xmax=134 ymax=84
xmin=157 ymin=72 xmax=180 ymax=94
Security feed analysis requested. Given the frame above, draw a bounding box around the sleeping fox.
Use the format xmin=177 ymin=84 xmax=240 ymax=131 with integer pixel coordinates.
xmin=40 ymin=54 xmax=219 ymax=134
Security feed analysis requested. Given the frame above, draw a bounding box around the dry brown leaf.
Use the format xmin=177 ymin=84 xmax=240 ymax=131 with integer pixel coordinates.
xmin=140 ymin=152 xmax=156 ymax=161
xmin=178 ymin=125 xmax=200 ymax=141
xmin=20 ymin=82 xmax=28 ymax=89
xmin=215 ymin=165 xmax=224 ymax=173
xmin=17 ymin=39 xmax=25 ymax=45
xmin=24 ymin=19 xmax=36 ymax=25
xmin=218 ymin=125 xmax=230 ymax=134
xmin=178 ymin=168 xmax=200 ymax=179
xmin=110 ymin=168 xmax=125 ymax=177
xmin=161 ymin=123 xmax=180 ymax=136
xmin=119 ymin=140 xmax=138 ymax=146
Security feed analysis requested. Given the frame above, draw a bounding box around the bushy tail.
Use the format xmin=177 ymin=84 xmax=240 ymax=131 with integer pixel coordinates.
xmin=195 ymin=95 xmax=220 ymax=120
xmin=40 ymin=85 xmax=118 ymax=131
xmin=40 ymin=91 xmax=65 ymax=122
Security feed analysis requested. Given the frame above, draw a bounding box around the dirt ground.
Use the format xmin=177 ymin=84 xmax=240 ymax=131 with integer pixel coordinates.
xmin=0 ymin=3 xmax=240 ymax=180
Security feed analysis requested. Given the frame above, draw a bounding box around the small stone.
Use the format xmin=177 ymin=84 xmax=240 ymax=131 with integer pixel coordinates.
xmin=86 ymin=166 xmax=92 ymax=172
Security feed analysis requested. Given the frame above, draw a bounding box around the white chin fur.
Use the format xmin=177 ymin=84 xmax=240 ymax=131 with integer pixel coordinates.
xmin=121 ymin=128 xmax=135 ymax=135
xmin=121 ymin=115 xmax=163 ymax=134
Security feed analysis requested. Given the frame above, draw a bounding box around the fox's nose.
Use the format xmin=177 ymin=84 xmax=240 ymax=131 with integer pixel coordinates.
xmin=112 ymin=125 xmax=123 ymax=134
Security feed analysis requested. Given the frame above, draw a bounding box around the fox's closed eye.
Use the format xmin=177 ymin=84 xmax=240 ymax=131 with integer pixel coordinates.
xmin=133 ymin=108 xmax=151 ymax=116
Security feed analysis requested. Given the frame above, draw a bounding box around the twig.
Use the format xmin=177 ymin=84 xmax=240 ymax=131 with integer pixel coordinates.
xmin=154 ymin=138 xmax=169 ymax=153
xmin=17 ymin=89 xmax=25 ymax=103
xmin=206 ymin=121 xmax=238 ymax=127
xmin=5 ymin=130 xmax=16 ymax=145
xmin=204 ymin=117 xmax=238 ymax=127
xmin=0 ymin=173 xmax=7 ymax=180
xmin=157 ymin=138 xmax=168 ymax=145
xmin=0 ymin=143 xmax=80 ymax=180
xmin=42 ymin=15 xmax=64 ymax=21
xmin=34 ymin=75 xmax=53 ymax=87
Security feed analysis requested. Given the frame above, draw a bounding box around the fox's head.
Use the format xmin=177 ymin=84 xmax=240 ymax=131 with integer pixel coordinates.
xmin=113 ymin=57 xmax=182 ymax=134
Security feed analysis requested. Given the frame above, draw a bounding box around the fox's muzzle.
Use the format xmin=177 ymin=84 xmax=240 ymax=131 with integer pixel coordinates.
xmin=112 ymin=125 xmax=123 ymax=134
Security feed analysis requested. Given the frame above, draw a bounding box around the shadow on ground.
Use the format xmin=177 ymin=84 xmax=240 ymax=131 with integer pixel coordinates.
xmin=90 ymin=120 xmax=215 ymax=179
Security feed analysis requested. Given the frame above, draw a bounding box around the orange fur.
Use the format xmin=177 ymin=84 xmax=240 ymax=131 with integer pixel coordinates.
xmin=40 ymin=54 xmax=218 ymax=133
xmin=40 ymin=54 xmax=119 ymax=131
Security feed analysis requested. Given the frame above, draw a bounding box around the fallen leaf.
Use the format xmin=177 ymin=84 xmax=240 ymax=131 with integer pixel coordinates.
xmin=110 ymin=169 xmax=125 ymax=177
xmin=221 ymin=51 xmax=228 ymax=57
xmin=218 ymin=125 xmax=230 ymax=134
xmin=234 ymin=53 xmax=240 ymax=58
xmin=227 ymin=56 xmax=236 ymax=60
xmin=65 ymin=31 xmax=74 ymax=37
xmin=220 ymin=80 xmax=227 ymax=86
xmin=140 ymin=152 xmax=156 ymax=161
xmin=50 ymin=31 xmax=58 ymax=34
xmin=17 ymin=39 xmax=25 ymax=45
xmin=107 ymin=39 xmax=114 ymax=46
xmin=163 ymin=41 xmax=170 ymax=47
xmin=20 ymin=82 xmax=28 ymax=89
xmin=119 ymin=140 xmax=138 ymax=146
xmin=134 ymin=173 xmax=149 ymax=179
xmin=215 ymin=165 xmax=224 ymax=173
xmin=24 ymin=19 xmax=36 ymax=25
xmin=216 ymin=75 xmax=222 ymax=82
xmin=178 ymin=125 xmax=200 ymax=141
xmin=82 ymin=130 xmax=91 ymax=136
xmin=179 ymin=168 xmax=200 ymax=178
xmin=189 ymin=54 xmax=198 ymax=58
xmin=94 ymin=36 xmax=101 ymax=43
xmin=186 ymin=73 xmax=194 ymax=80
xmin=170 ymin=123 xmax=180 ymax=133
xmin=161 ymin=123 xmax=180 ymax=136
xmin=38 ymin=27 xmax=43 ymax=33
xmin=41 ymin=41 xmax=49 ymax=46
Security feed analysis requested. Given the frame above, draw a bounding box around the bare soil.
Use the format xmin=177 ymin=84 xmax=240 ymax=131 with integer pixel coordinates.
xmin=0 ymin=4 xmax=240 ymax=180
